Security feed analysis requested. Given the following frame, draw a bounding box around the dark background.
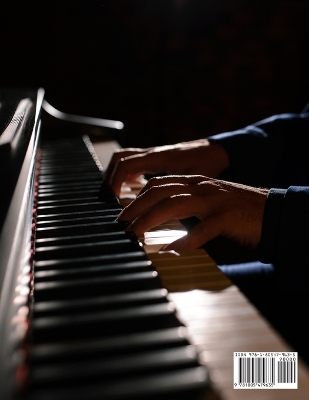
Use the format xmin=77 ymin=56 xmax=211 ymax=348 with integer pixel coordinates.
xmin=1 ymin=0 xmax=309 ymax=147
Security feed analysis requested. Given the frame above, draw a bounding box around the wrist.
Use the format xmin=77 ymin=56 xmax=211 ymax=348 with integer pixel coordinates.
xmin=208 ymin=140 xmax=230 ymax=176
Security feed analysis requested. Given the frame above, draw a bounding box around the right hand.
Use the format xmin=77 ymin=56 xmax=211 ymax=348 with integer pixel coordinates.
xmin=104 ymin=139 xmax=230 ymax=196
xmin=117 ymin=175 xmax=268 ymax=250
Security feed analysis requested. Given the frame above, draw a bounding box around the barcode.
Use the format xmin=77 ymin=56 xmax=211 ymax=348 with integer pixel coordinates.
xmin=234 ymin=352 xmax=298 ymax=389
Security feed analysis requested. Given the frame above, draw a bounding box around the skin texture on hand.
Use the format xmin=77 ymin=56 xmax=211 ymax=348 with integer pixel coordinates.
xmin=104 ymin=139 xmax=230 ymax=196
xmin=117 ymin=175 xmax=269 ymax=251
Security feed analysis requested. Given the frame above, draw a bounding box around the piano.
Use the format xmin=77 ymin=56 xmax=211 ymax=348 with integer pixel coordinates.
xmin=0 ymin=89 xmax=214 ymax=400
xmin=1 ymin=88 xmax=309 ymax=400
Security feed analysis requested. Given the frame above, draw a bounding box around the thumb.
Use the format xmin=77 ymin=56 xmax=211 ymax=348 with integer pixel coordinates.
xmin=163 ymin=214 xmax=224 ymax=252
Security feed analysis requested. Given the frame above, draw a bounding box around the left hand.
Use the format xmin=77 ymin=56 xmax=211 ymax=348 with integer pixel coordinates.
xmin=117 ymin=175 xmax=269 ymax=251
xmin=104 ymin=139 xmax=229 ymax=196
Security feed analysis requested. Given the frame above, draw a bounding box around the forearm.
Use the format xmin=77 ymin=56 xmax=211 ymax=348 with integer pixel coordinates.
xmin=259 ymin=186 xmax=309 ymax=267
xmin=208 ymin=111 xmax=309 ymax=188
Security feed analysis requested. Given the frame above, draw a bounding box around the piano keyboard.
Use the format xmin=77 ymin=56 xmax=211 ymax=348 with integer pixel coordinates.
xmin=27 ymin=136 xmax=214 ymax=400
xmin=93 ymin=139 xmax=309 ymax=400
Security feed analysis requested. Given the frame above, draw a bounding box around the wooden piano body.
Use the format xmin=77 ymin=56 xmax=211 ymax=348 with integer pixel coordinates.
xmin=0 ymin=89 xmax=308 ymax=400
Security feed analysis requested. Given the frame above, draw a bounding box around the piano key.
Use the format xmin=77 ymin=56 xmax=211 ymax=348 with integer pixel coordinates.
xmin=34 ymin=239 xmax=139 ymax=261
xmin=32 ymin=302 xmax=179 ymax=343
xmin=37 ymin=196 xmax=112 ymax=207
xmin=34 ymin=260 xmax=153 ymax=283
xmin=36 ymin=201 xmax=121 ymax=216
xmin=34 ymin=251 xmax=148 ymax=270
xmin=35 ymin=231 xmax=129 ymax=247
xmin=37 ymin=189 xmax=104 ymax=201
xmin=35 ymin=220 xmax=125 ymax=238
xmin=27 ymin=367 xmax=209 ymax=400
xmin=29 ymin=327 xmax=190 ymax=365
xmin=36 ymin=208 xmax=121 ymax=222
xmin=39 ymin=172 xmax=102 ymax=184
xmin=29 ymin=346 xmax=199 ymax=389
xmin=34 ymin=271 xmax=162 ymax=301
xmin=38 ymin=180 xmax=102 ymax=192
xmin=40 ymin=148 xmax=93 ymax=157
xmin=39 ymin=165 xmax=100 ymax=175
xmin=36 ymin=214 xmax=118 ymax=228
xmin=33 ymin=288 xmax=168 ymax=317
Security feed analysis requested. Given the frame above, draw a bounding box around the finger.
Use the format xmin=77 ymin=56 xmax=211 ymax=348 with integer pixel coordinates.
xmin=119 ymin=176 xmax=211 ymax=222
xmin=109 ymin=152 xmax=173 ymax=196
xmin=163 ymin=214 xmax=225 ymax=251
xmin=127 ymin=193 xmax=212 ymax=238
xmin=118 ymin=183 xmax=191 ymax=222
xmin=137 ymin=175 xmax=206 ymax=197
xmin=104 ymin=148 xmax=147 ymax=184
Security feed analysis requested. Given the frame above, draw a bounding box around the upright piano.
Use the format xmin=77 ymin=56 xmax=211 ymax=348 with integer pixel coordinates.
xmin=1 ymin=89 xmax=309 ymax=400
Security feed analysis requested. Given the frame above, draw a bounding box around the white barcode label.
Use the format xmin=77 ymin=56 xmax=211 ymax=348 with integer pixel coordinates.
xmin=234 ymin=352 xmax=298 ymax=389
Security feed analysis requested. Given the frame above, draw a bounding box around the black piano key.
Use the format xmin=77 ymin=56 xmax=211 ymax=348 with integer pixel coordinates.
xmin=99 ymin=182 xmax=117 ymax=201
xmin=34 ymin=271 xmax=162 ymax=301
xmin=35 ymin=231 xmax=129 ymax=247
xmin=36 ymin=208 xmax=122 ymax=222
xmin=29 ymin=327 xmax=190 ymax=365
xmin=32 ymin=302 xmax=179 ymax=343
xmin=34 ymin=251 xmax=147 ymax=271
xmin=41 ymin=147 xmax=91 ymax=155
xmin=39 ymin=171 xmax=101 ymax=184
xmin=33 ymin=288 xmax=168 ymax=317
xmin=28 ymin=367 xmax=209 ymax=400
xmin=40 ymin=149 xmax=93 ymax=158
xmin=38 ymin=180 xmax=102 ymax=192
xmin=39 ymin=165 xmax=100 ymax=175
xmin=36 ymin=214 xmax=118 ymax=228
xmin=29 ymin=346 xmax=199 ymax=389
xmin=37 ymin=189 xmax=103 ymax=201
xmin=35 ymin=220 xmax=124 ymax=238
xmin=34 ymin=238 xmax=139 ymax=261
xmin=34 ymin=260 xmax=153 ymax=283
xmin=38 ymin=196 xmax=111 ymax=207
xmin=36 ymin=202 xmax=121 ymax=216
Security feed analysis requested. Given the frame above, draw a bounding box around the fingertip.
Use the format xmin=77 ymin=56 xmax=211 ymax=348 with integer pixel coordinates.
xmin=161 ymin=238 xmax=187 ymax=252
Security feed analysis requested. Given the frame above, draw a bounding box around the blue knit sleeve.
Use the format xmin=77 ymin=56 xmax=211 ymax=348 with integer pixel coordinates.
xmin=208 ymin=111 xmax=309 ymax=188
xmin=259 ymin=186 xmax=309 ymax=289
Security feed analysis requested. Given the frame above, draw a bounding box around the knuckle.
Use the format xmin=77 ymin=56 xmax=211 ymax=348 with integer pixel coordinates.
xmin=115 ymin=156 xmax=129 ymax=171
xmin=144 ymin=184 xmax=161 ymax=197
xmin=147 ymin=177 xmax=163 ymax=187
xmin=164 ymin=194 xmax=187 ymax=210
xmin=182 ymin=234 xmax=195 ymax=247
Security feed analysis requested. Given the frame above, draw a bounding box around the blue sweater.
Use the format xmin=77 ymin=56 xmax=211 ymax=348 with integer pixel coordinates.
xmin=209 ymin=108 xmax=309 ymax=281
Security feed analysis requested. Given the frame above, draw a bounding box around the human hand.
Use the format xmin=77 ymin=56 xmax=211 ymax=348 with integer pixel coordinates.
xmin=104 ymin=139 xmax=230 ymax=196
xmin=117 ymin=175 xmax=268 ymax=251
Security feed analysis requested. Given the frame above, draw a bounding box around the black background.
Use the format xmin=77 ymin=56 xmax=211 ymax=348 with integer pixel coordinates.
xmin=1 ymin=0 xmax=309 ymax=147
